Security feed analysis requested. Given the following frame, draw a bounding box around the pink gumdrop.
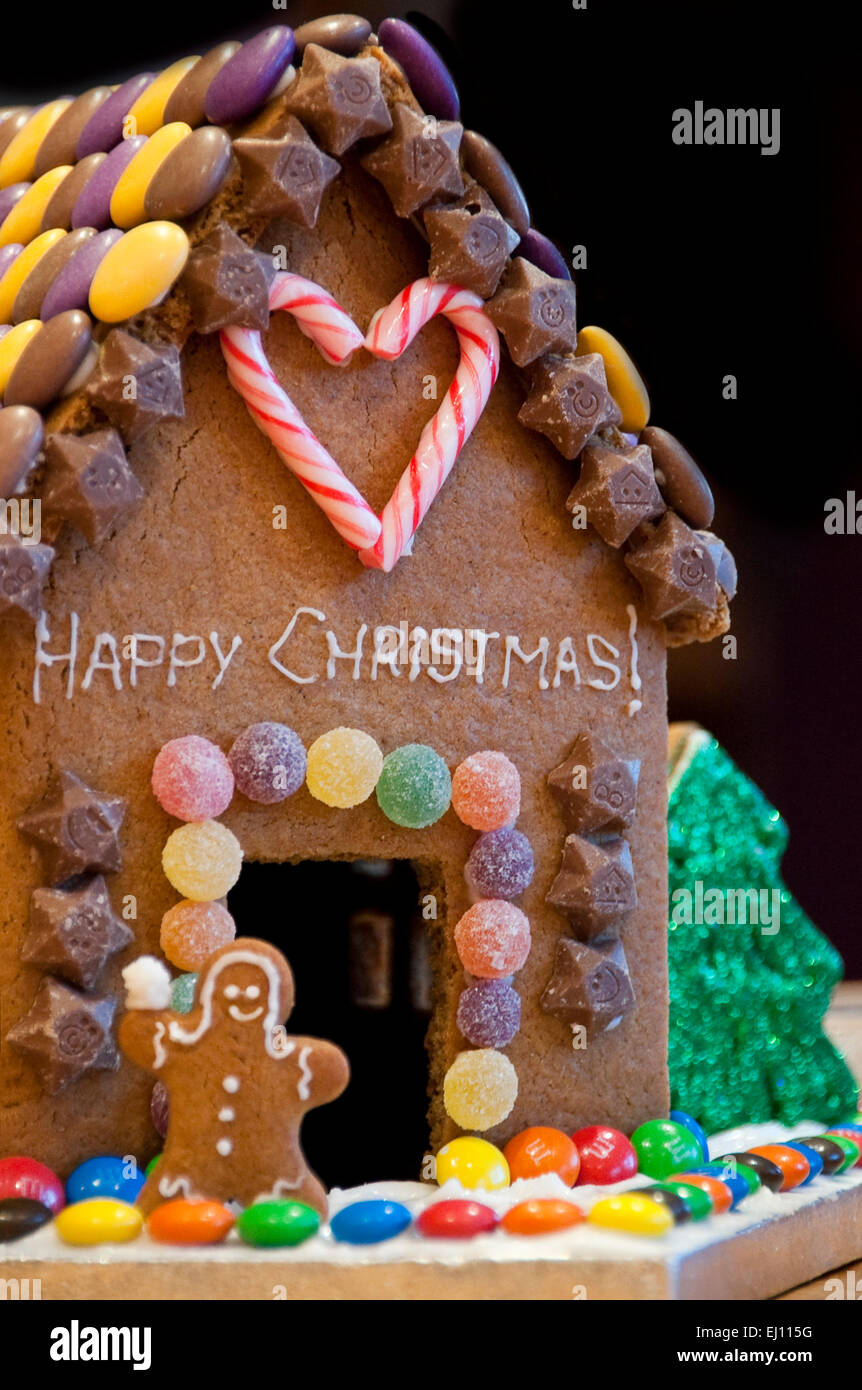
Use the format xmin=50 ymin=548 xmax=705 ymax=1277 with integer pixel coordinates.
xmin=454 ymin=900 xmax=531 ymax=977
xmin=451 ymin=751 xmax=521 ymax=831
xmin=152 ymin=735 xmax=234 ymax=821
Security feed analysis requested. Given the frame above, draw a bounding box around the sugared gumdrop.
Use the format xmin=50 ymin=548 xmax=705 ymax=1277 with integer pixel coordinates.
xmin=228 ymin=722 xmax=306 ymax=804
xmin=151 ymin=735 xmax=234 ymax=821
xmin=456 ymin=978 xmax=521 ymax=1047
xmin=466 ymin=827 xmax=534 ymax=899
xmin=454 ymin=900 xmax=531 ymax=977
xmin=451 ymin=750 xmax=520 ymax=830
xmin=160 ymin=898 xmax=236 ymax=970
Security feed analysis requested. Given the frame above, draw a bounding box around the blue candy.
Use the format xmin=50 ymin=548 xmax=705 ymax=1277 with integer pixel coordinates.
xmin=685 ymin=1163 xmax=749 ymax=1207
xmin=65 ymin=1156 xmax=145 ymax=1205
xmin=330 ymin=1200 xmax=412 ymax=1245
xmin=670 ymin=1110 xmax=709 ymax=1162
xmin=784 ymin=1142 xmax=823 ymax=1184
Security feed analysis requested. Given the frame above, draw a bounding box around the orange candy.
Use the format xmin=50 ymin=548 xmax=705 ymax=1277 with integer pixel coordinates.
xmin=746 ymin=1144 xmax=810 ymax=1190
xmin=503 ymin=1126 xmax=580 ymax=1186
xmin=672 ymin=1173 xmax=733 ymax=1214
xmin=148 ymin=1198 xmax=234 ymax=1245
xmin=502 ymin=1199 xmax=584 ymax=1236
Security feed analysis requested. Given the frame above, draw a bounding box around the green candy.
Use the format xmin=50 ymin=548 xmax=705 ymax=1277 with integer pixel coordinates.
xmin=145 ymin=1154 xmax=162 ymax=1177
xmin=631 ymin=1119 xmax=702 ymax=1180
xmin=171 ymin=972 xmax=198 ymax=1014
xmin=717 ymin=1159 xmax=761 ymax=1196
xmin=236 ymin=1200 xmax=320 ymax=1248
xmin=826 ymin=1135 xmax=861 ymax=1172
xmin=660 ymin=1180 xmax=713 ymax=1221
xmin=375 ymin=743 xmax=451 ymax=828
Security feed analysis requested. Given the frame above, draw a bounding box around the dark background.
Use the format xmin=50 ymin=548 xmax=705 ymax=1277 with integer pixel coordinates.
xmin=3 ymin=0 xmax=859 ymax=976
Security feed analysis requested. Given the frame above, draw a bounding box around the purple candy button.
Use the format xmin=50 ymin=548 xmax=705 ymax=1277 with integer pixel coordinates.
xmin=0 ymin=242 xmax=23 ymax=282
xmin=71 ymin=136 xmax=146 ymax=230
xmin=517 ymin=228 xmax=572 ymax=281
xmin=378 ymin=17 xmax=460 ymax=122
xmin=0 ymin=182 xmax=30 ymax=228
xmin=76 ymin=73 xmax=155 ymax=157
xmin=205 ymin=25 xmax=295 ymax=125
xmin=40 ymin=227 xmax=123 ymax=319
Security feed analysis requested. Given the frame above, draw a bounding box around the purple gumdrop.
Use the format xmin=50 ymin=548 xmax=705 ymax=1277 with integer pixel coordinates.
xmin=517 ymin=228 xmax=572 ymax=281
xmin=228 ymin=721 xmax=307 ymax=804
xmin=71 ymin=136 xmax=147 ymax=229
xmin=40 ymin=227 xmax=123 ymax=318
xmin=76 ymin=74 xmax=155 ymax=157
xmin=0 ymin=182 xmax=29 ymax=226
xmin=205 ymin=26 xmax=295 ymax=125
xmin=457 ymin=979 xmax=521 ymax=1048
xmin=0 ymin=242 xmax=23 ymax=282
xmin=378 ymin=17 xmax=460 ymax=122
xmin=466 ymin=828 xmax=534 ymax=899
xmin=150 ymin=1080 xmax=169 ymax=1138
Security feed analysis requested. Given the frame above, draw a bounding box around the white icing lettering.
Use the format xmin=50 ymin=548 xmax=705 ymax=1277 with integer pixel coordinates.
xmin=503 ymin=635 xmax=549 ymax=690
xmin=81 ymin=632 xmax=122 ymax=691
xmin=168 ymin=632 xmax=206 ymax=687
xmin=326 ymin=621 xmax=367 ymax=680
xmin=268 ymin=606 xmax=325 ymax=683
xmin=125 ymin=633 xmax=165 ymax=688
xmin=586 ymin=634 xmax=621 ymax=690
xmin=427 ymin=628 xmax=463 ymax=684
xmin=33 ymin=610 xmax=78 ymax=704
xmin=552 ymin=636 xmax=582 ymax=688
xmin=209 ymin=631 xmax=243 ymax=688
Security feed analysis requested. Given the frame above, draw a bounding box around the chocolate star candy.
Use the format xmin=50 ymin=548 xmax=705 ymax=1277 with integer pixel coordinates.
xmin=22 ymin=875 xmax=133 ymax=990
xmin=0 ymin=534 xmax=54 ymax=623
xmin=85 ymin=330 xmax=184 ymax=444
xmin=283 ymin=44 xmax=392 ymax=156
xmin=181 ymin=224 xmax=276 ymax=334
xmin=424 ymin=184 xmax=519 ymax=298
xmin=42 ymin=428 xmax=143 ymax=545
xmin=624 ymin=511 xmax=718 ymax=621
xmin=487 ymin=259 xmax=577 ymax=367
xmin=548 ymin=733 xmax=640 ymax=834
xmin=519 ymin=353 xmax=620 ymax=459
xmin=18 ymin=770 xmax=126 ymax=884
xmin=540 ymin=937 xmax=636 ymax=1038
xmin=546 ymin=833 xmax=637 ymax=939
xmin=361 ymin=103 xmax=464 ymax=217
xmin=566 ymin=441 xmax=665 ymax=547
xmin=233 ymin=118 xmax=340 ymax=227
xmin=7 ymin=977 xmax=119 ymax=1093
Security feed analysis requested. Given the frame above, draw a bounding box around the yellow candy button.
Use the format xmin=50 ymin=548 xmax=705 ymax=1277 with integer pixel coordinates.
xmin=435 ymin=1136 xmax=510 ymax=1191
xmin=89 ymin=220 xmax=189 ymax=323
xmin=126 ymin=57 xmax=200 ymax=138
xmin=0 ymin=100 xmax=73 ymax=187
xmin=55 ymin=1198 xmax=144 ymax=1246
xmin=0 ymin=320 xmax=42 ymax=396
xmin=587 ymin=1192 xmax=674 ymax=1235
xmin=575 ymin=325 xmax=651 ymax=433
xmin=110 ymin=123 xmax=192 ymax=229
xmin=0 ymin=165 xmax=73 ymax=248
xmin=0 ymin=227 xmax=66 ymax=324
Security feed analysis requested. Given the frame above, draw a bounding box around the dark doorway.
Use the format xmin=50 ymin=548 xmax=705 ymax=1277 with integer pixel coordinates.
xmin=227 ymin=859 xmax=432 ymax=1189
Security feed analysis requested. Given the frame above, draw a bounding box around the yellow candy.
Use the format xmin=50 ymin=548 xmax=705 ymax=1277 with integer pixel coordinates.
xmin=0 ymin=165 xmax=72 ymax=248
xmin=306 ymin=727 xmax=383 ymax=808
xmin=587 ymin=1192 xmax=674 ymax=1236
xmin=55 ymin=1198 xmax=144 ymax=1246
xmin=0 ymin=99 xmax=72 ymax=187
xmin=126 ymin=57 xmax=200 ymax=138
xmin=88 ymin=220 xmax=189 ymax=323
xmin=435 ymin=1136 xmax=510 ymax=1191
xmin=0 ymin=227 xmax=66 ymax=324
xmin=575 ymin=325 xmax=651 ymax=433
xmin=110 ymin=123 xmax=192 ymax=229
xmin=443 ymin=1049 xmax=518 ymax=1131
xmin=162 ymin=819 xmax=243 ymax=900
xmin=0 ymin=319 xmax=42 ymax=396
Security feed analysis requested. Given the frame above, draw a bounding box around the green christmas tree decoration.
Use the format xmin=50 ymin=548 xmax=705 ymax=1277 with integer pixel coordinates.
xmin=667 ymin=724 xmax=858 ymax=1133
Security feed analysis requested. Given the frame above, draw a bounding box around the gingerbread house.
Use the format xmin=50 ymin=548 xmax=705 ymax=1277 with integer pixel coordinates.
xmin=0 ymin=18 xmax=735 ymax=1191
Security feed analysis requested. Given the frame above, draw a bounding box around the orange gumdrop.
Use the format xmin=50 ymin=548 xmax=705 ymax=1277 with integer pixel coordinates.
xmin=147 ymin=1198 xmax=235 ymax=1245
xmin=502 ymin=1199 xmax=585 ymax=1236
xmin=746 ymin=1144 xmax=810 ymax=1190
xmin=503 ymin=1127 xmax=580 ymax=1186
xmin=672 ymin=1173 xmax=733 ymax=1214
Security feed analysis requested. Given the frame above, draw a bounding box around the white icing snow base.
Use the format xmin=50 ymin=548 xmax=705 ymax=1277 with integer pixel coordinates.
xmin=4 ymin=1122 xmax=861 ymax=1268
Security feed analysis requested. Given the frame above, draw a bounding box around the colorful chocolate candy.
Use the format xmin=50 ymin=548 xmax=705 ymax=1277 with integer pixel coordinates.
xmin=746 ymin=1144 xmax=810 ymax=1190
xmin=501 ymin=1198 xmax=584 ymax=1236
xmin=330 ymin=1199 xmax=412 ymax=1245
xmin=237 ymin=1199 xmax=320 ymax=1247
xmin=435 ymin=1136 xmax=509 ymax=1191
xmin=588 ymin=1192 xmax=673 ymax=1235
xmin=88 ymin=220 xmax=189 ymax=322
xmin=631 ymin=1119 xmax=703 ymax=1180
xmin=669 ymin=1110 xmax=709 ymax=1162
xmin=55 ymin=1197 xmax=143 ymax=1245
xmin=416 ymin=1199 xmax=498 ymax=1239
xmin=148 ymin=1197 xmax=234 ymax=1245
xmin=503 ymin=1126 xmax=580 ymax=1186
xmin=671 ymin=1172 xmax=733 ymax=1214
xmin=571 ymin=1126 xmax=637 ymax=1185
xmin=152 ymin=734 xmax=235 ymax=821
xmin=378 ymin=17 xmax=460 ymax=121
xmin=65 ymin=1155 xmax=145 ymax=1205
xmin=0 ymin=403 xmax=43 ymax=494
xmin=716 ymin=1150 xmax=785 ymax=1193
xmin=0 ymin=1155 xmax=65 ymax=1213
xmin=443 ymin=1047 xmax=518 ymax=1130
xmin=575 ymin=325 xmax=650 ymax=433
xmin=0 ymin=1196 xmax=53 ymax=1242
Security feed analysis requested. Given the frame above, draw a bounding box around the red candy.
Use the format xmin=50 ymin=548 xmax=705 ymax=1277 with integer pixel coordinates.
xmin=416 ymin=1199 xmax=499 ymax=1239
xmin=151 ymin=734 xmax=235 ymax=821
xmin=503 ymin=1126 xmax=580 ymax=1186
xmin=572 ymin=1125 xmax=637 ymax=1185
xmin=454 ymin=900 xmax=531 ymax=977
xmin=0 ymin=1155 xmax=65 ymax=1213
xmin=451 ymin=750 xmax=521 ymax=831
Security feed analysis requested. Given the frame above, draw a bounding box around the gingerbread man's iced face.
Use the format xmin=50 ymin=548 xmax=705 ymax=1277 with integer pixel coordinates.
xmin=192 ymin=943 xmax=296 ymax=1038
xmin=214 ymin=962 xmax=270 ymax=1024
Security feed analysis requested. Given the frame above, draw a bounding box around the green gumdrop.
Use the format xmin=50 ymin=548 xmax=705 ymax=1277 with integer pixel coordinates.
xmin=826 ymin=1135 xmax=861 ymax=1172
xmin=632 ymin=1119 xmax=702 ymax=1179
xmin=236 ymin=1199 xmax=320 ymax=1248
xmin=660 ymin=1180 xmax=713 ymax=1221
xmin=171 ymin=972 xmax=198 ymax=1014
xmin=375 ymin=743 xmax=452 ymax=828
xmin=145 ymin=1154 xmax=162 ymax=1177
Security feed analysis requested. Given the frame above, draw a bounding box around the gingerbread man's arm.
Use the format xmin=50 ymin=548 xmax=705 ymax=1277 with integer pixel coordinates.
xmin=291 ymin=1036 xmax=350 ymax=1111
xmin=118 ymin=1009 xmax=176 ymax=1075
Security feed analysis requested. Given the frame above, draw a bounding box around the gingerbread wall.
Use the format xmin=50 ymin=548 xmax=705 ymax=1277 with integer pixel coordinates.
xmin=0 ymin=159 xmax=669 ymax=1175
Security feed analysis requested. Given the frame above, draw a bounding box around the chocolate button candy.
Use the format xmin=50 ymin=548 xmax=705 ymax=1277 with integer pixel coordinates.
xmin=378 ymin=17 xmax=460 ymax=121
xmin=33 ymin=87 xmax=114 ymax=177
xmin=0 ymin=181 xmax=28 ymax=227
xmin=461 ymin=130 xmax=530 ymax=238
xmin=163 ymin=42 xmax=241 ymax=127
xmin=40 ymin=228 xmax=123 ymax=319
xmin=640 ymin=425 xmax=714 ymax=529
xmin=792 ymin=1134 xmax=847 ymax=1176
xmin=71 ymin=136 xmax=146 ymax=230
xmin=205 ymin=26 xmax=296 ymax=125
xmin=40 ymin=153 xmax=106 ymax=232
xmin=0 ymin=111 xmax=30 ymax=161
xmin=11 ymin=226 xmax=95 ymax=322
xmin=76 ymin=73 xmax=155 ymax=157
xmin=295 ymin=14 xmax=372 ymax=57
xmin=0 ymin=1196 xmax=53 ymax=1242
xmin=0 ymin=403 xmax=43 ymax=494
xmin=517 ymin=228 xmax=572 ymax=281
xmin=716 ymin=1151 xmax=784 ymax=1193
xmin=0 ymin=243 xmax=23 ymax=283
xmin=145 ymin=126 xmax=232 ymax=221
xmin=5 ymin=310 xmax=92 ymax=410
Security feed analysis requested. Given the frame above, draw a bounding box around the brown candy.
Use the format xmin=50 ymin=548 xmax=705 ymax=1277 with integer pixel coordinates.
xmin=0 ymin=533 xmax=54 ymax=623
xmin=33 ymin=87 xmax=113 ymax=177
xmin=4 ymin=309 xmax=92 ymax=410
xmin=85 ymin=330 xmax=184 ymax=443
xmin=566 ymin=441 xmax=665 ymax=547
xmin=43 ymin=426 xmax=143 ymax=544
xmin=624 ymin=511 xmax=718 ymax=621
xmin=640 ymin=425 xmax=714 ymax=529
xmin=144 ymin=125 xmax=233 ymax=222
xmin=17 ymin=768 xmax=126 ymax=883
xmin=163 ymin=42 xmax=241 ymax=127
xmin=11 ymin=227 xmax=95 ymax=322
xmin=40 ymin=152 xmax=106 ymax=232
xmin=0 ymin=403 xmax=43 ymax=495
xmin=546 ymin=833 xmax=636 ymax=939
xmin=362 ymin=103 xmax=463 ymax=218
xmin=233 ymin=118 xmax=340 ymax=226
xmin=487 ymin=258 xmax=577 ymax=367
xmin=518 ymin=353 xmax=619 ymax=458
xmin=0 ymin=110 xmax=30 ymax=160
xmin=7 ymin=977 xmax=119 ymax=1094
xmin=347 ymin=910 xmax=394 ymax=1008
xmin=22 ymin=875 xmax=133 ymax=990
xmin=294 ymin=14 xmax=373 ymax=57
xmin=540 ymin=937 xmax=636 ymax=1038
xmin=284 ymin=45 xmax=392 ymax=156
xmin=548 ymin=733 xmax=640 ymax=834
xmin=424 ymin=184 xmax=519 ymax=298
xmin=461 ymin=129 xmax=530 ymax=238
xmin=181 ymin=224 xmax=274 ymax=334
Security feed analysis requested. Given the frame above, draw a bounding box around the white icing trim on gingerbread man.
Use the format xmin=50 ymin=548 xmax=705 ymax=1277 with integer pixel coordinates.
xmin=166 ymin=948 xmax=291 ymax=1059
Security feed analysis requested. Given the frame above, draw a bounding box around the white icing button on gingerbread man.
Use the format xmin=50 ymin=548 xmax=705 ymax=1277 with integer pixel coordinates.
xmin=218 ymin=1107 xmax=235 ymax=1122
xmin=223 ymin=1076 xmax=240 ymax=1093
xmin=216 ymin=1139 xmax=233 ymax=1157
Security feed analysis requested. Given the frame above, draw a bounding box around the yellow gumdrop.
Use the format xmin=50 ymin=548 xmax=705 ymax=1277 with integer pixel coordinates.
xmin=55 ymin=1198 xmax=144 ymax=1246
xmin=110 ymin=123 xmax=192 ymax=229
xmin=88 ymin=221 xmax=189 ymax=323
xmin=435 ymin=1136 xmax=510 ymax=1191
xmin=162 ymin=820 xmax=243 ymax=900
xmin=0 ymin=165 xmax=72 ymax=248
xmin=587 ymin=1192 xmax=674 ymax=1236
xmin=306 ymin=727 xmax=383 ymax=808
xmin=0 ymin=320 xmax=42 ymax=396
xmin=126 ymin=57 xmax=200 ymax=137
xmin=0 ymin=227 xmax=66 ymax=324
xmin=575 ymin=325 xmax=650 ymax=433
xmin=0 ymin=99 xmax=72 ymax=187
xmin=443 ymin=1049 xmax=519 ymax=1131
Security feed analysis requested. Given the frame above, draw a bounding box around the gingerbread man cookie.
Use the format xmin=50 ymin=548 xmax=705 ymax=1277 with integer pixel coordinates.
xmin=119 ymin=938 xmax=349 ymax=1216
